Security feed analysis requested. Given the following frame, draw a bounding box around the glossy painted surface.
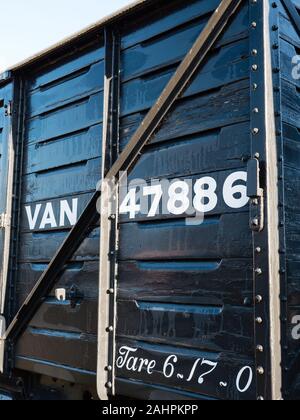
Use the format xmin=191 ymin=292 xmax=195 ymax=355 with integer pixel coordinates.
xmin=6 ymin=0 xmax=300 ymax=401
xmin=15 ymin=41 xmax=104 ymax=382
xmin=114 ymin=0 xmax=257 ymax=400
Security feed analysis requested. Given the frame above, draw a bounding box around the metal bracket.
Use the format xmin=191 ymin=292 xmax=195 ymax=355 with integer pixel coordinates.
xmin=4 ymin=101 xmax=12 ymax=117
xmin=248 ymin=158 xmax=264 ymax=232
xmin=0 ymin=214 xmax=9 ymax=229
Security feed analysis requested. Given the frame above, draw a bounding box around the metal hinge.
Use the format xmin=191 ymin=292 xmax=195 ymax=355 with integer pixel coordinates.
xmin=247 ymin=158 xmax=264 ymax=232
xmin=0 ymin=214 xmax=9 ymax=229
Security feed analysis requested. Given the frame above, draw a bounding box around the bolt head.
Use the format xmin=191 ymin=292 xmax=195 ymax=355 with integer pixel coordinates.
xmin=257 ymin=367 xmax=264 ymax=375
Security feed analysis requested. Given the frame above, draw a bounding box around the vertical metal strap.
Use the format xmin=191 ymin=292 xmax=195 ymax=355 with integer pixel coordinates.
xmin=249 ymin=0 xmax=282 ymax=400
xmin=97 ymin=28 xmax=120 ymax=400
xmin=0 ymin=83 xmax=14 ymax=315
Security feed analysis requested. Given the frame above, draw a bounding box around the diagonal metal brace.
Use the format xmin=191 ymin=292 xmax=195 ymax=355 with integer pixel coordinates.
xmin=1 ymin=0 xmax=242 ymax=372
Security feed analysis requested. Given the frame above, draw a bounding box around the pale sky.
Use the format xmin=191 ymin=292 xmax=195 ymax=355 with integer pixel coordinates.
xmin=0 ymin=0 xmax=132 ymax=71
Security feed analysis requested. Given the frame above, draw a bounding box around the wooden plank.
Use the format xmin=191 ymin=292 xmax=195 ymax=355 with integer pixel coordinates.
xmin=119 ymin=213 xmax=252 ymax=261
xmin=18 ymin=227 xmax=100 ymax=263
xmin=120 ymin=79 xmax=250 ymax=151
xmin=16 ymin=328 xmax=97 ymax=372
xmin=115 ymin=339 xmax=255 ymax=400
xmin=118 ymin=259 xmax=253 ymax=306
xmin=116 ymin=300 xmax=253 ymax=354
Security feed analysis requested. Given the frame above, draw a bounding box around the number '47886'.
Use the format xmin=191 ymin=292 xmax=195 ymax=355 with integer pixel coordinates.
xmin=119 ymin=171 xmax=249 ymax=219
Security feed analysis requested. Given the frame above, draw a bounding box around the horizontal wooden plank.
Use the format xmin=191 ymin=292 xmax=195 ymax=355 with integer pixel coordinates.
xmin=117 ymin=300 xmax=253 ymax=355
xmin=282 ymin=80 xmax=300 ymax=128
xmin=121 ymin=39 xmax=249 ymax=117
xmin=20 ymin=192 xmax=93 ymax=232
xmin=121 ymin=0 xmax=221 ymax=50
xmin=15 ymin=355 xmax=96 ymax=386
xmin=119 ymin=213 xmax=252 ymax=261
xmin=283 ymin=124 xmax=300 ymax=171
xmin=29 ymin=46 xmax=104 ymax=91
xmin=18 ymin=227 xmax=99 ymax=263
xmin=280 ymin=38 xmax=300 ymax=88
xmin=115 ymin=339 xmax=255 ymax=400
xmin=121 ymin=12 xmax=249 ymax=82
xmin=28 ymin=61 xmax=105 ymax=118
xmin=120 ymin=79 xmax=250 ymax=151
xmin=284 ymin=167 xmax=300 ymax=213
xmin=121 ymin=167 xmax=249 ymax=223
xmin=23 ymin=125 xmax=102 ymax=175
xmin=118 ymin=259 xmax=253 ymax=307
xmin=16 ymin=261 xmax=99 ymax=306
xmin=27 ymin=298 xmax=98 ymax=335
xmin=21 ymin=158 xmax=101 ymax=203
xmin=26 ymin=92 xmax=104 ymax=145
xmin=128 ymin=122 xmax=250 ymax=181
xmin=279 ymin=2 xmax=300 ymax=47
xmin=16 ymin=328 xmax=97 ymax=372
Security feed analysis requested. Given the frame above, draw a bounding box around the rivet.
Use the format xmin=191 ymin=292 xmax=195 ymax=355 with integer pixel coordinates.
xmin=106 ymin=366 xmax=113 ymax=372
xmin=106 ymin=382 xmax=112 ymax=389
xmin=252 ymin=127 xmax=259 ymax=135
xmin=257 ymin=367 xmax=264 ymax=375
xmin=256 ymin=317 xmax=263 ymax=324
xmin=272 ymin=25 xmax=278 ymax=31
xmin=252 ymin=218 xmax=259 ymax=227
xmin=273 ymin=43 xmax=279 ymax=50
xmin=252 ymin=198 xmax=259 ymax=206
xmin=255 ymin=268 xmax=262 ymax=276
xmin=257 ymin=396 xmax=264 ymax=401
xmin=273 ymin=67 xmax=280 ymax=74
xmin=256 ymin=247 xmax=262 ymax=254
xmin=252 ymin=64 xmax=258 ymax=71
xmin=272 ymin=2 xmax=278 ymax=8
xmin=256 ymin=295 xmax=263 ymax=303
xmin=253 ymin=107 xmax=259 ymax=113
xmin=252 ymin=49 xmax=258 ymax=56
xmin=253 ymin=83 xmax=258 ymax=90
xmin=256 ymin=345 xmax=264 ymax=353
xmin=106 ymin=326 xmax=114 ymax=333
xmin=251 ymin=22 xmax=257 ymax=28
xmin=107 ymin=288 xmax=114 ymax=295
xmin=243 ymin=297 xmax=252 ymax=306
xmin=254 ymin=152 xmax=260 ymax=158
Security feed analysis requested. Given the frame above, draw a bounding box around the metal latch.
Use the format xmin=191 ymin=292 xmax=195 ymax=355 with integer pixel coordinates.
xmin=247 ymin=158 xmax=264 ymax=232
xmin=4 ymin=101 xmax=12 ymax=117
xmin=0 ymin=214 xmax=9 ymax=229
xmin=55 ymin=285 xmax=84 ymax=309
